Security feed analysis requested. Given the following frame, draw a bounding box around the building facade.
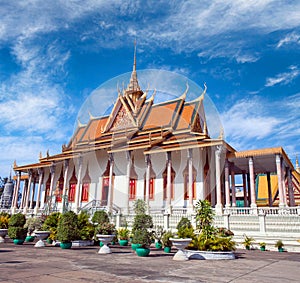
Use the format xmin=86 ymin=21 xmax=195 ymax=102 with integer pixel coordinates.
xmin=10 ymin=52 xmax=300 ymax=216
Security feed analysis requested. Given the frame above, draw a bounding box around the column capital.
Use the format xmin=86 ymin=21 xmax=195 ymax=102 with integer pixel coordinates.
xmin=145 ymin=154 xmax=151 ymax=164
xmin=126 ymin=150 xmax=132 ymax=161
xmin=166 ymin=151 xmax=171 ymax=161
xmin=50 ymin=163 xmax=56 ymax=174
xmin=28 ymin=169 xmax=33 ymax=176
xmin=64 ymin=159 xmax=70 ymax=168
xmin=187 ymin=148 xmax=193 ymax=159
xmin=37 ymin=167 xmax=44 ymax=176
xmin=109 ymin=153 xmax=114 ymax=162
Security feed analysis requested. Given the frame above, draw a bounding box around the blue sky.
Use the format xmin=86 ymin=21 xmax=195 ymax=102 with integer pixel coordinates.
xmin=0 ymin=0 xmax=300 ymax=176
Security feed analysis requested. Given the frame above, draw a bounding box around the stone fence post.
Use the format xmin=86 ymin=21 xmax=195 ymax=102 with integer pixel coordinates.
xmin=258 ymin=210 xmax=266 ymax=233
xmin=163 ymin=213 xmax=170 ymax=230
xmin=223 ymin=212 xmax=230 ymax=230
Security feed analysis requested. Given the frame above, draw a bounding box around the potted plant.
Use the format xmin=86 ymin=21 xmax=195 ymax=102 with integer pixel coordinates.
xmin=275 ymin=240 xmax=284 ymax=252
xmin=131 ymin=199 xmax=153 ymax=256
xmin=162 ymin=230 xmax=173 ymax=253
xmin=132 ymin=228 xmax=152 ymax=257
xmin=24 ymin=216 xmax=43 ymax=242
xmin=95 ymin=222 xmax=116 ymax=254
xmin=41 ymin=212 xmax=61 ymax=244
xmin=118 ymin=227 xmax=130 ymax=246
xmin=7 ymin=213 xmax=27 ymax=245
xmin=242 ymin=235 xmax=255 ymax=250
xmin=57 ymin=211 xmax=79 ymax=249
xmin=259 ymin=242 xmax=266 ymax=251
xmin=0 ymin=212 xmax=10 ymax=243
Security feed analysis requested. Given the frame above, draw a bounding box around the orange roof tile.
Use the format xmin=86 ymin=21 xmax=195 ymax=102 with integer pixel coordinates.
xmin=142 ymin=101 xmax=180 ymax=130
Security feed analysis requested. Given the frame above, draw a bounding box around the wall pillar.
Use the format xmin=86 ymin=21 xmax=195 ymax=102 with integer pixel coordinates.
xmin=242 ymin=171 xmax=248 ymax=207
xmin=61 ymin=159 xmax=69 ymax=213
xmin=126 ymin=151 xmax=132 ymax=214
xmin=107 ymin=153 xmax=114 ymax=213
xmin=145 ymin=154 xmax=151 ymax=212
xmin=23 ymin=170 xmax=33 ymax=214
xmin=188 ymin=149 xmax=194 ymax=212
xmin=11 ymin=171 xmax=21 ymax=213
xmin=224 ymin=159 xmax=231 ymax=208
xmin=248 ymin=157 xmax=257 ymax=208
xmin=166 ymin=151 xmax=172 ymax=214
xmin=266 ymin=172 xmax=272 ymax=207
xmin=276 ymin=154 xmax=285 ymax=207
xmin=287 ymin=168 xmax=295 ymax=207
xmin=30 ymin=177 xmax=36 ymax=209
xmin=74 ymin=156 xmax=83 ymax=213
xmin=231 ymin=168 xmax=236 ymax=207
xmin=20 ymin=179 xmax=28 ymax=209
xmin=34 ymin=168 xmax=43 ymax=215
xmin=215 ymin=146 xmax=223 ymax=215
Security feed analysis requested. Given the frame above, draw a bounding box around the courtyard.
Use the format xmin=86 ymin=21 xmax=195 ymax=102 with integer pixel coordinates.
xmin=0 ymin=240 xmax=299 ymax=283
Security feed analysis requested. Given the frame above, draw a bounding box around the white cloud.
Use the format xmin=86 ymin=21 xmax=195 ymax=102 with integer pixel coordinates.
xmin=277 ymin=32 xmax=300 ymax=48
xmin=221 ymin=97 xmax=282 ymax=149
xmin=265 ymin=66 xmax=300 ymax=87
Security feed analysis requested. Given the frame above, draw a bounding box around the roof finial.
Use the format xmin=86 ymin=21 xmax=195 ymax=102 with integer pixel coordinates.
xmin=133 ymin=39 xmax=137 ymax=72
xmin=296 ymin=155 xmax=300 ymax=173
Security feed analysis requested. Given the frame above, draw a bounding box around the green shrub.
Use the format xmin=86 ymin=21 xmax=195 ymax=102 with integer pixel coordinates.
xmin=77 ymin=211 xmax=94 ymax=241
xmin=42 ymin=212 xmax=61 ymax=241
xmin=162 ymin=230 xmax=173 ymax=248
xmin=91 ymin=210 xmax=109 ymax=225
xmin=118 ymin=227 xmax=130 ymax=240
xmin=8 ymin=213 xmax=27 ymax=240
xmin=133 ymin=199 xmax=147 ymax=215
xmin=176 ymin=217 xmax=194 ymax=238
xmin=57 ymin=211 xmax=79 ymax=243
xmin=132 ymin=228 xmax=152 ymax=248
xmin=8 ymin=213 xmax=26 ymax=227
xmin=132 ymin=214 xmax=153 ymax=232
xmin=7 ymin=226 xmax=27 ymax=240
xmin=94 ymin=222 xmax=116 ymax=235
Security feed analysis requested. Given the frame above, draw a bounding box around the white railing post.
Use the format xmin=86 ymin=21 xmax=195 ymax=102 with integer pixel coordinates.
xmin=258 ymin=210 xmax=266 ymax=233
xmin=223 ymin=212 xmax=230 ymax=230
xmin=163 ymin=213 xmax=170 ymax=231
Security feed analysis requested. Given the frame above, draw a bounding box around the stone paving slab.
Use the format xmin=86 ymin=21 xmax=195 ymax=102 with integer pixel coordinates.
xmin=0 ymin=240 xmax=300 ymax=283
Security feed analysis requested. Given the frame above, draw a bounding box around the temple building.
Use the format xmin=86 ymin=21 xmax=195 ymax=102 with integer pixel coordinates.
xmin=10 ymin=50 xmax=300 ymax=216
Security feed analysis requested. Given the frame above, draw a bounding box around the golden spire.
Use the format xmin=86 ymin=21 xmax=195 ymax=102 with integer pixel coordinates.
xmin=125 ymin=41 xmax=143 ymax=102
xmin=296 ymin=155 xmax=300 ymax=173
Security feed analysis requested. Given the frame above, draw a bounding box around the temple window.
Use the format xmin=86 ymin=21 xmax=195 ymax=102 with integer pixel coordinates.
xmin=144 ymin=165 xmax=156 ymax=200
xmin=81 ymin=166 xmax=91 ymax=202
xmin=183 ymin=162 xmax=197 ymax=200
xmin=129 ymin=179 xmax=136 ymax=200
xmin=68 ymin=168 xmax=77 ymax=202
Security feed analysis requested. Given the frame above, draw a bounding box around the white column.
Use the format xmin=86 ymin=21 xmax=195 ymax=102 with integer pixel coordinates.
xmin=166 ymin=152 xmax=172 ymax=214
xmin=20 ymin=179 xmax=28 ymax=209
xmin=188 ymin=149 xmax=194 ymax=211
xmin=126 ymin=151 xmax=132 ymax=214
xmin=145 ymin=154 xmax=151 ymax=211
xmin=75 ymin=156 xmax=83 ymax=213
xmin=231 ymin=169 xmax=236 ymax=207
xmin=242 ymin=171 xmax=248 ymax=207
xmin=61 ymin=159 xmax=69 ymax=213
xmin=276 ymin=154 xmax=285 ymax=207
xmin=266 ymin=172 xmax=272 ymax=207
xmin=281 ymin=161 xmax=287 ymax=205
xmin=287 ymin=168 xmax=295 ymax=206
xmin=224 ymin=159 xmax=231 ymax=208
xmin=198 ymin=149 xmax=204 ymax=200
xmin=30 ymin=177 xmax=36 ymax=209
xmin=107 ymin=153 xmax=114 ymax=213
xmin=23 ymin=170 xmax=33 ymax=214
xmin=34 ymin=168 xmax=43 ymax=215
xmin=48 ymin=164 xmax=56 ymax=209
xmin=215 ymin=146 xmax=223 ymax=215
xmin=248 ymin=157 xmax=257 ymax=208
xmin=12 ymin=171 xmax=21 ymax=213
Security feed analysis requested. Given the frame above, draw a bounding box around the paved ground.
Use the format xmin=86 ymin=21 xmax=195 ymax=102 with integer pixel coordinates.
xmin=0 ymin=240 xmax=300 ymax=283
